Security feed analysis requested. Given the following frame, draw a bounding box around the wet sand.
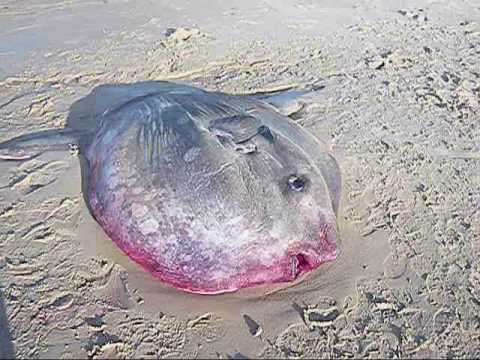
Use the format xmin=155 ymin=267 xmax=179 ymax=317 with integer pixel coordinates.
xmin=1 ymin=0 xmax=479 ymax=358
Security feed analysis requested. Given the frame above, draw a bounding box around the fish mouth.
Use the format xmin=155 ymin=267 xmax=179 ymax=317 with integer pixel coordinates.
xmin=289 ymin=252 xmax=316 ymax=279
xmin=288 ymin=223 xmax=338 ymax=280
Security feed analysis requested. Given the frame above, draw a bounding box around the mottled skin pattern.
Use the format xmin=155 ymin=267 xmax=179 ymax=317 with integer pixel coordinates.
xmin=84 ymin=82 xmax=341 ymax=294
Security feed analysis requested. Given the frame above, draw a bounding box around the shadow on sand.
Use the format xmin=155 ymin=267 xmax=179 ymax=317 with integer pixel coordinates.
xmin=0 ymin=288 xmax=15 ymax=359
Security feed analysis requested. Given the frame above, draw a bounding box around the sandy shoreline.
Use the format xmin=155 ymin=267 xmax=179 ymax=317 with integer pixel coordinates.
xmin=1 ymin=0 xmax=479 ymax=358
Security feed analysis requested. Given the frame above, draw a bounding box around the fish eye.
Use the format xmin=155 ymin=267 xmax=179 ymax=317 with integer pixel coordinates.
xmin=288 ymin=175 xmax=306 ymax=192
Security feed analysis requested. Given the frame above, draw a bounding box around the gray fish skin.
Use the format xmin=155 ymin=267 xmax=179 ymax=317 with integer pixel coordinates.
xmin=86 ymin=82 xmax=340 ymax=294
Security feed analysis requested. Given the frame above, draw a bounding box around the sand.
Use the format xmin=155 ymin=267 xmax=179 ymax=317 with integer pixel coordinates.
xmin=0 ymin=0 xmax=479 ymax=358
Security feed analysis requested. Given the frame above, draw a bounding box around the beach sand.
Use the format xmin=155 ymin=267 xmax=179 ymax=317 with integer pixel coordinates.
xmin=0 ymin=0 xmax=479 ymax=358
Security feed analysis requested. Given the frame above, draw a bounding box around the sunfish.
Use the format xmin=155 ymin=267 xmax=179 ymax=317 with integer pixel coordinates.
xmin=0 ymin=81 xmax=341 ymax=294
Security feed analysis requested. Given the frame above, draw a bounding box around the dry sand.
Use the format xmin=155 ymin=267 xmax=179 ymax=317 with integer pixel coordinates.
xmin=0 ymin=0 xmax=479 ymax=358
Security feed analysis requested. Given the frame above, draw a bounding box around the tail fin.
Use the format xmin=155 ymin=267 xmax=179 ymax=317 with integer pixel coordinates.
xmin=0 ymin=129 xmax=84 ymax=161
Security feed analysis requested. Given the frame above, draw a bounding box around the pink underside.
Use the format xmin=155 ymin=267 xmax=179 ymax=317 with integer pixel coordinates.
xmin=113 ymin=234 xmax=337 ymax=295
xmin=91 ymin=198 xmax=337 ymax=294
xmin=88 ymin=169 xmax=337 ymax=294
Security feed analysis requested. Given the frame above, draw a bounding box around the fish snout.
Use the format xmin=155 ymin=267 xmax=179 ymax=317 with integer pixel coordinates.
xmin=287 ymin=217 xmax=339 ymax=280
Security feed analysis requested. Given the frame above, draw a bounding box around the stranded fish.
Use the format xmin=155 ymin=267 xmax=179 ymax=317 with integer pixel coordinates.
xmin=0 ymin=81 xmax=341 ymax=294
